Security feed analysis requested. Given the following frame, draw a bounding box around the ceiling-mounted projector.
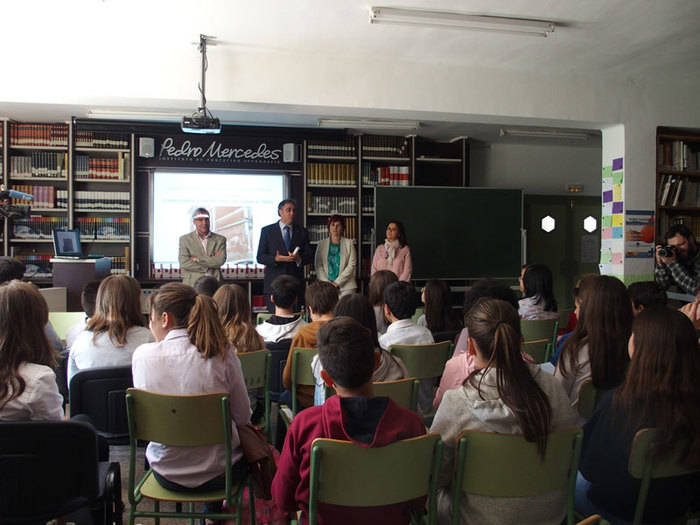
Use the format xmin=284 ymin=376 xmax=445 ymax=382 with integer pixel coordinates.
xmin=182 ymin=34 xmax=222 ymax=135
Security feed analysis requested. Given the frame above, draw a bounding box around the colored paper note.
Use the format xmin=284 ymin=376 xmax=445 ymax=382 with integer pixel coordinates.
xmin=602 ymin=216 xmax=612 ymax=227
xmin=600 ymin=251 xmax=612 ymax=263
xmin=602 ymin=227 xmax=612 ymax=239
xmin=603 ymin=190 xmax=613 ymax=203
xmin=613 ymin=158 xmax=623 ymax=171
xmin=612 ymin=170 xmax=623 ymax=184
xmin=613 ymin=184 xmax=622 ymax=201
xmin=612 ymin=253 xmax=623 ymax=264
xmin=612 ymin=202 xmax=623 ymax=214
xmin=612 ymin=215 xmax=623 ymax=227
xmin=602 ymin=166 xmax=612 ymax=179
xmin=613 ymin=227 xmax=623 ymax=238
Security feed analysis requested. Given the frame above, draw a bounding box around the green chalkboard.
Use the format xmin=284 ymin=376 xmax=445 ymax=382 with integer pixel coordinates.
xmin=375 ymin=186 xmax=522 ymax=279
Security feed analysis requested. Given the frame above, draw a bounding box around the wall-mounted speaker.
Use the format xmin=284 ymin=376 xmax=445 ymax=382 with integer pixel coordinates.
xmin=139 ymin=137 xmax=155 ymax=158
xmin=283 ymin=143 xmax=300 ymax=163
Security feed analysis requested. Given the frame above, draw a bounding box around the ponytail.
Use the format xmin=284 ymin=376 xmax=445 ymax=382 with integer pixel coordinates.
xmin=467 ymin=298 xmax=552 ymax=458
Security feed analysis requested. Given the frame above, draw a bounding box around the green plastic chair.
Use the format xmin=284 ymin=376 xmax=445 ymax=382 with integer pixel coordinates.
xmin=451 ymin=427 xmax=583 ymax=525
xmin=388 ymin=341 xmax=452 ymax=380
xmin=522 ymin=338 xmax=551 ymax=364
xmin=48 ymin=311 xmax=86 ymax=342
xmin=308 ymin=434 xmax=443 ymax=525
xmin=628 ymin=428 xmax=700 ymax=525
xmin=238 ymin=349 xmax=272 ymax=441
xmin=372 ymin=377 xmax=420 ymax=412
xmin=256 ymin=312 xmax=273 ymax=325
xmin=576 ymin=379 xmax=599 ymax=420
xmin=521 ymin=318 xmax=559 ymax=351
xmin=125 ymin=389 xmax=253 ymax=525
xmin=279 ymin=347 xmax=318 ymax=427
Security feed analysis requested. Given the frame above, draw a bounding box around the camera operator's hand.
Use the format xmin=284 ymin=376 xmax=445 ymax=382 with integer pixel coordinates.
xmin=680 ymin=300 xmax=700 ymax=330
xmin=656 ymin=244 xmax=676 ymax=265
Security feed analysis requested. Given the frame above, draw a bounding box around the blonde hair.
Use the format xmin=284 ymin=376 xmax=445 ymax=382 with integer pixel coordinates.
xmin=87 ymin=275 xmax=145 ymax=346
xmin=213 ymin=284 xmax=264 ymax=353
xmin=0 ymin=281 xmax=55 ymax=408
xmin=151 ymin=282 xmax=228 ymax=359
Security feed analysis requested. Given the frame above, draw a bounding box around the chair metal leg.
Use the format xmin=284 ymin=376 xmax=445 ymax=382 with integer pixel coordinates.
xmin=248 ymin=478 xmax=256 ymax=525
xmin=154 ymin=500 xmax=160 ymax=525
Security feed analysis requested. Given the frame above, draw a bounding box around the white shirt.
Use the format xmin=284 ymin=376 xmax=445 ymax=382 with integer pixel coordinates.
xmin=67 ymin=326 xmax=154 ymax=384
xmin=132 ymin=328 xmax=251 ymax=487
xmin=0 ymin=362 xmax=64 ymax=421
xmin=378 ymin=318 xmax=435 ymax=350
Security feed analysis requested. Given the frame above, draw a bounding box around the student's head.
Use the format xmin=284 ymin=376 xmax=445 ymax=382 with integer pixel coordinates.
xmin=664 ymin=223 xmax=697 ymax=260
xmin=87 ymin=275 xmax=145 ymax=345
xmin=385 ymin=220 xmax=407 ymax=247
xmin=561 ymin=275 xmax=633 ymax=391
xmin=422 ymin=279 xmax=460 ymax=332
xmin=627 ymin=281 xmax=667 ymax=314
xmin=193 ymin=275 xmax=220 ymax=297
xmin=192 ymin=207 xmax=211 ymax=237
xmin=278 ymin=199 xmax=296 ymax=226
xmin=521 ymin=263 xmax=557 ymax=312
xmin=333 ymin=293 xmax=379 ymax=348
xmin=270 ymin=275 xmax=300 ymax=310
xmin=150 ymin=282 xmax=228 ymax=359
xmin=463 ymin=279 xmax=519 ymax=321
xmin=81 ymin=280 xmax=101 ymax=318
xmin=0 ymin=281 xmax=55 ymax=408
xmin=615 ymin=307 xmax=700 ymax=467
xmin=318 ymin=317 xmax=375 ymax=390
xmin=383 ymin=281 xmax=418 ymax=320
xmin=0 ymin=257 xmax=26 ymax=284
xmin=368 ymin=270 xmax=398 ymax=307
xmin=305 ymin=280 xmax=339 ymax=316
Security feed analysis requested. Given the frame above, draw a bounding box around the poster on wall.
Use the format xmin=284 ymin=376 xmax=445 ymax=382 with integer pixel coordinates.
xmin=625 ymin=210 xmax=655 ymax=258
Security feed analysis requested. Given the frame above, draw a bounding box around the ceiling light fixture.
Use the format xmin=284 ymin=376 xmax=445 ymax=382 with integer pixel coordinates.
xmin=369 ymin=6 xmax=555 ymax=37
xmin=499 ymin=128 xmax=589 ymax=141
xmin=87 ymin=109 xmax=184 ymax=121
xmin=318 ymin=118 xmax=420 ymax=131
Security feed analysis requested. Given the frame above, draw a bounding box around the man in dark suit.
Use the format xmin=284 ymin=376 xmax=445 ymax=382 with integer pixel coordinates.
xmin=257 ymin=199 xmax=313 ymax=312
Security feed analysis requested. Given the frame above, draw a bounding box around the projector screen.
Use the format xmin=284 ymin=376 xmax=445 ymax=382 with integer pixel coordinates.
xmin=152 ymin=171 xmax=286 ymax=268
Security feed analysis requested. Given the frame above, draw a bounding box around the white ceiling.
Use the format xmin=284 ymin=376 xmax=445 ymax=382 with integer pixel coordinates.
xmin=1 ymin=0 xmax=698 ymax=142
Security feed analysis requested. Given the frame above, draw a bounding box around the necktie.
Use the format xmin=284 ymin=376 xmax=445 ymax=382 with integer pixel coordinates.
xmin=284 ymin=225 xmax=291 ymax=252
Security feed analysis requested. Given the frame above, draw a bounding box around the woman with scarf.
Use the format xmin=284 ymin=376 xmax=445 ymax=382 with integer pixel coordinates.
xmin=371 ymin=220 xmax=412 ymax=282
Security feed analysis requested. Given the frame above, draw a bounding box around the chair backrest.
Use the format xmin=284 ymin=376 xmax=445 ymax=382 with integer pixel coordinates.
xmin=265 ymin=339 xmax=292 ymax=396
xmin=388 ymin=341 xmax=452 ymax=379
xmin=0 ymin=421 xmax=99 ymax=522
xmin=431 ymin=329 xmax=460 ymax=344
xmin=238 ymin=349 xmax=272 ymax=438
xmin=411 ymin=307 xmax=424 ymax=324
xmin=452 ymin=427 xmax=582 ymax=525
xmin=68 ymin=365 xmax=133 ymax=442
xmin=522 ymin=338 xmax=551 ymax=364
xmin=308 ymin=434 xmax=442 ymax=525
xmin=628 ymin=428 xmax=699 ymax=525
xmin=291 ymin=347 xmax=318 ymax=414
xmin=257 ymin=312 xmax=273 ymax=325
xmin=372 ymin=378 xmax=419 ymax=411
xmin=520 ymin=318 xmax=559 ymax=347
xmin=576 ymin=379 xmax=598 ymax=420
xmin=48 ymin=311 xmax=85 ymax=340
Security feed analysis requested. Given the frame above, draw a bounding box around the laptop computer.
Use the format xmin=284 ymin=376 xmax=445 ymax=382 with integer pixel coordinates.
xmin=52 ymin=228 xmax=85 ymax=259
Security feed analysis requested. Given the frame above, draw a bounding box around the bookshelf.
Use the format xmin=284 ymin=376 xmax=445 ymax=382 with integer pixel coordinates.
xmin=655 ymin=127 xmax=700 ymax=239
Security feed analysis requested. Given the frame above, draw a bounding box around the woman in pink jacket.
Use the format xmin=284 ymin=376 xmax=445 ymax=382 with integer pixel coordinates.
xmin=371 ymin=220 xmax=412 ymax=282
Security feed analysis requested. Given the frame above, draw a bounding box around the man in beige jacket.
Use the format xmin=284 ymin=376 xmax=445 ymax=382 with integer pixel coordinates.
xmin=178 ymin=208 xmax=227 ymax=287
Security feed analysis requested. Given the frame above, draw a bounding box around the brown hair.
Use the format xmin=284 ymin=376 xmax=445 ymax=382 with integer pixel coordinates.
xmin=613 ymin=307 xmax=700 ymax=467
xmin=559 ymin=275 xmax=632 ymax=390
xmin=368 ymin=269 xmax=398 ymax=307
xmin=466 ymin=298 xmax=552 ymax=458
xmin=151 ymin=282 xmax=228 ymax=360
xmin=0 ymin=281 xmax=56 ymax=408
xmin=423 ymin=279 xmax=462 ymax=332
xmin=213 ymin=284 xmax=264 ymax=353
xmin=87 ymin=275 xmax=145 ymax=346
xmin=327 ymin=214 xmax=345 ymax=229
xmin=305 ymin=280 xmax=339 ymax=315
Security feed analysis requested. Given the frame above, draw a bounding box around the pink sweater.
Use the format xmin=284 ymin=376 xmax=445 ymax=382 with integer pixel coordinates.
xmin=371 ymin=244 xmax=412 ymax=282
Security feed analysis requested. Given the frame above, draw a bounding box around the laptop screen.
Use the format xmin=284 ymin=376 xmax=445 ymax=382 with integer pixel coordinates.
xmin=53 ymin=229 xmax=83 ymax=257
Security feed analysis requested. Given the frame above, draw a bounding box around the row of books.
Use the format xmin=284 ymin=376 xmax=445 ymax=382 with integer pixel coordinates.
xmin=307 ymin=217 xmax=358 ymax=242
xmin=307 ymin=139 xmax=356 ymax=157
xmin=361 ymin=222 xmax=375 ymax=244
xmin=18 ymin=254 xmax=54 ymax=280
xmin=152 ymin=264 xmax=267 ymax=280
xmin=658 ymin=140 xmax=699 ymax=171
xmin=9 ymin=123 xmax=69 ymax=148
xmin=74 ymin=154 xmax=131 ymax=180
xmin=9 ymin=185 xmax=68 ymax=209
xmin=307 ymin=163 xmax=356 ymax=185
xmin=76 ymin=217 xmax=130 ymax=241
xmin=110 ymin=256 xmax=129 ymax=275
xmin=12 ymin=217 xmax=69 ymax=239
xmin=10 ymin=152 xmax=68 ymax=178
xmin=306 ymin=194 xmax=357 ymax=214
xmin=361 ymin=163 xmax=410 ymax=186
xmin=361 ymin=136 xmax=409 ymax=157
xmin=74 ymin=131 xmax=130 ymax=149
xmin=658 ymin=175 xmax=700 ymax=207
xmin=668 ymin=216 xmax=700 ymax=239
xmin=74 ymin=191 xmax=130 ymax=210
xmin=361 ymin=193 xmax=375 ymax=213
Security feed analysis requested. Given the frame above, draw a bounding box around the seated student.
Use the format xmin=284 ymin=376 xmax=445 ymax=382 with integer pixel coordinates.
xmin=282 ymin=281 xmax=339 ymax=409
xmin=67 ymin=275 xmax=153 ymax=384
xmin=378 ymin=281 xmax=434 ymax=350
xmin=272 ymin=317 xmax=426 ymax=525
xmin=627 ymin=280 xmax=667 ymax=315
xmin=554 ymin=275 xmax=633 ymax=408
xmin=576 ymin=307 xmax=700 ymax=523
xmin=430 ymin=298 xmax=577 ymax=525
xmin=311 ymin=293 xmax=408 ymax=405
xmin=193 ymin=274 xmax=220 ymax=297
xmin=256 ymin=275 xmax=307 ymax=343
xmin=213 ymin=283 xmax=265 ymax=353
xmin=518 ymin=263 xmax=559 ymax=320
xmin=368 ymin=269 xmax=398 ymax=336
xmin=550 ymin=275 xmax=595 ymax=366
xmin=132 ymin=282 xmax=251 ymax=514
xmin=65 ymin=280 xmax=100 ymax=351
xmin=416 ymin=279 xmax=462 ymax=334
xmin=0 ymin=280 xmax=64 ymax=421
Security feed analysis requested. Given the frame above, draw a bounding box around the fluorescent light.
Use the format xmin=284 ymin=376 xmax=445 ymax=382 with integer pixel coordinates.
xmin=369 ymin=7 xmax=555 ymax=38
xmin=318 ymin=118 xmax=420 ymax=131
xmin=499 ymin=128 xmax=589 ymax=141
xmin=87 ymin=109 xmax=183 ymax=121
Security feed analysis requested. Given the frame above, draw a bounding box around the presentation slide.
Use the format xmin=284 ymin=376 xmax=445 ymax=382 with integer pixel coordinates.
xmin=153 ymin=171 xmax=285 ymax=267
